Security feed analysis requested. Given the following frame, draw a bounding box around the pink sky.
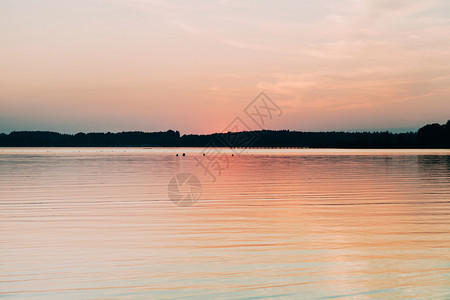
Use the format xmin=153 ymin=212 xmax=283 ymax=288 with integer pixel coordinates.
xmin=1 ymin=0 xmax=449 ymax=134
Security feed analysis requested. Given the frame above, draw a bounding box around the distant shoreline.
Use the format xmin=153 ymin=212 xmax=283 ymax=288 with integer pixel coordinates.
xmin=1 ymin=145 xmax=450 ymax=150
xmin=0 ymin=120 xmax=449 ymax=149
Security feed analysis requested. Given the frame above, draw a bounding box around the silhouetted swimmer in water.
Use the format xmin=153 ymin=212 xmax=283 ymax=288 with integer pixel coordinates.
xmin=203 ymin=153 xmax=205 ymax=156
xmin=182 ymin=153 xmax=185 ymax=156
xmin=232 ymin=154 xmax=234 ymax=156
xmin=176 ymin=154 xmax=178 ymax=157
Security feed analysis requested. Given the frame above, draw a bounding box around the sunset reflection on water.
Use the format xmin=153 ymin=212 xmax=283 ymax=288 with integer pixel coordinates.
xmin=1 ymin=148 xmax=449 ymax=299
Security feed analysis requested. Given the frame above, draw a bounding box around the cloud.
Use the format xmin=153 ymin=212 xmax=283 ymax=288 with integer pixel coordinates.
xmin=363 ymin=0 xmax=442 ymax=19
xmin=256 ymin=62 xmax=449 ymax=111
xmin=79 ymin=1 xmax=450 ymax=117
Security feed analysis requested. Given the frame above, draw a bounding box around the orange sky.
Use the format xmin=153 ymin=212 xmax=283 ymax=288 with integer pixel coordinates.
xmin=1 ymin=0 xmax=449 ymax=134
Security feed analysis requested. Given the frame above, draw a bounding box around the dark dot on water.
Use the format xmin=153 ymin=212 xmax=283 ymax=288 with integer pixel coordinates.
xmin=182 ymin=153 xmax=185 ymax=156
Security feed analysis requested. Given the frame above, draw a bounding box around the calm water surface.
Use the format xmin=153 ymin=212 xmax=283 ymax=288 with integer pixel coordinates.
xmin=1 ymin=148 xmax=449 ymax=299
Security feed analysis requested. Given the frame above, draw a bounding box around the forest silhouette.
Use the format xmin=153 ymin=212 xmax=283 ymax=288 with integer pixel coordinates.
xmin=0 ymin=120 xmax=448 ymax=148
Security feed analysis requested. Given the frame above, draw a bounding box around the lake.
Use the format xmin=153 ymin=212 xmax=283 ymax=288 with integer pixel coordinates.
xmin=1 ymin=148 xmax=449 ymax=299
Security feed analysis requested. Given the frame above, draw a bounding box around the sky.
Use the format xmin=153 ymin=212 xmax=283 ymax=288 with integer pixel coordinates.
xmin=1 ymin=0 xmax=450 ymax=134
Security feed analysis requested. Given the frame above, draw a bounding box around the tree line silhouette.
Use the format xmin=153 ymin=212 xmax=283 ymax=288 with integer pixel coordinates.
xmin=0 ymin=120 xmax=448 ymax=148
